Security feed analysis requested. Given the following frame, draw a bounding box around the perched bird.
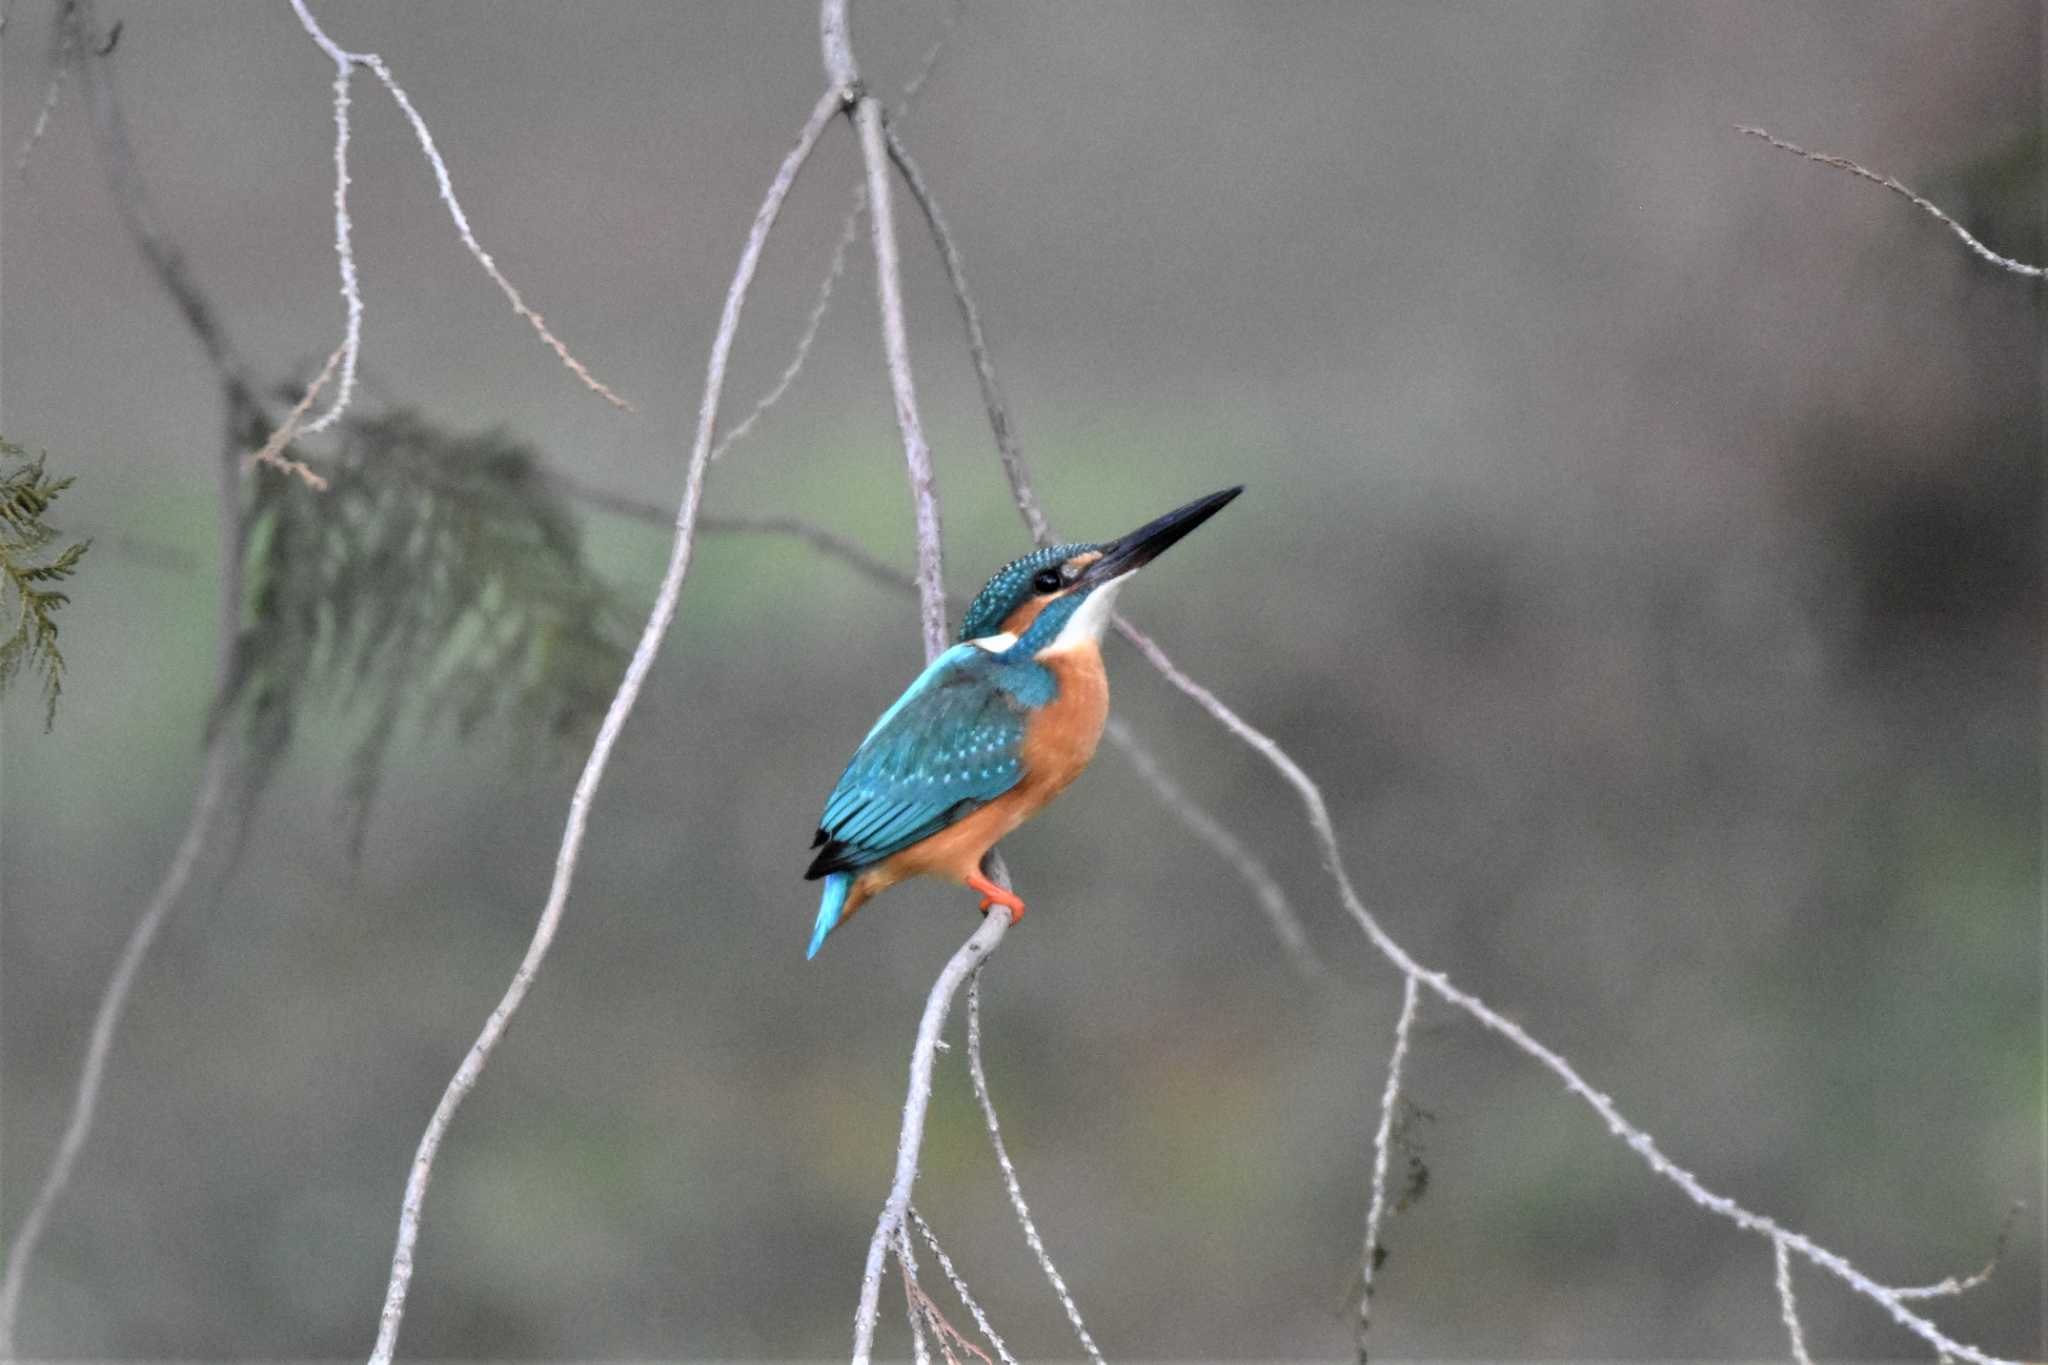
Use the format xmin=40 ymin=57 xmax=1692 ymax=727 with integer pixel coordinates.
xmin=803 ymin=486 xmax=1242 ymax=957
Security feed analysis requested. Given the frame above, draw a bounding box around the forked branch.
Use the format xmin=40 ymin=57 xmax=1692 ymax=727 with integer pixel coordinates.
xmin=888 ymin=64 xmax=2022 ymax=1361
xmin=284 ymin=0 xmax=630 ymax=446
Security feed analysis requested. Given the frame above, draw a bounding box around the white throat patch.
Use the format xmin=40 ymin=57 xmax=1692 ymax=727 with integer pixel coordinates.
xmin=1041 ymin=578 xmax=1125 ymax=654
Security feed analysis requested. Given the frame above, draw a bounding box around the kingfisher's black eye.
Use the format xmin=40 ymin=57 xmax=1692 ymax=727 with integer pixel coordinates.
xmin=1031 ymin=568 xmax=1062 ymax=593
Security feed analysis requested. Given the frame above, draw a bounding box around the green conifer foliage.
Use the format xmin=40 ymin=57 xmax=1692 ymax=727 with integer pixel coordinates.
xmin=223 ymin=410 xmax=628 ymax=851
xmin=0 ymin=441 xmax=90 ymax=730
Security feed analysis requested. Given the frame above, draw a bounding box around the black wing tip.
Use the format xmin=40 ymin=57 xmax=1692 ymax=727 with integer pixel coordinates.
xmin=810 ymin=826 xmax=829 ymax=849
xmin=805 ymin=842 xmax=854 ymax=880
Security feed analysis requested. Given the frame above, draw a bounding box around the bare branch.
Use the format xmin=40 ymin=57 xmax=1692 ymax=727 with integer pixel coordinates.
xmin=1101 ymin=714 xmax=1318 ymax=975
xmin=710 ymin=198 xmax=861 ymax=464
xmin=880 ymin=97 xmax=1326 ymax=980
xmin=965 ymin=974 xmax=1104 ymax=1364
xmin=852 ymin=909 xmax=1012 ymax=1365
xmin=889 ymin=108 xmax=2017 ymax=1348
xmin=820 ymin=8 xmax=1025 ymax=1356
xmin=1774 ymin=1236 xmax=1816 ymax=1365
xmin=822 ymin=0 xmax=948 ymax=661
xmin=283 ymin=0 xmax=363 ymax=433
xmin=364 ymin=82 xmax=843 ymax=1365
xmin=908 ymin=1206 xmax=1019 ymax=1365
xmin=710 ymin=0 xmax=958 ymax=466
xmin=285 ymin=0 xmax=631 ymax=439
xmin=0 ymin=6 xmax=254 ymax=1346
xmin=0 ymin=741 xmax=232 ymax=1352
xmin=897 ymin=1226 xmax=934 ymax=1365
xmin=900 ymin=1223 xmax=997 ymax=1365
xmin=1111 ymin=615 xmax=2018 ymax=1365
xmin=75 ymin=5 xmax=263 ymax=405
xmin=1886 ymin=1203 xmax=2022 ymax=1301
xmin=246 ymin=346 xmax=341 ymax=489
xmin=353 ymin=50 xmax=633 ymax=410
xmin=1738 ymin=126 xmax=2044 ymax=279
xmin=883 ymin=123 xmax=1049 ymax=545
xmin=13 ymin=2 xmax=74 ymax=177
xmin=1356 ymin=973 xmax=1420 ymax=1360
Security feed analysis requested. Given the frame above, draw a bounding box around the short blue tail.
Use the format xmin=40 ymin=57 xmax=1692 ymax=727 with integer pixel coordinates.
xmin=808 ymin=872 xmax=854 ymax=959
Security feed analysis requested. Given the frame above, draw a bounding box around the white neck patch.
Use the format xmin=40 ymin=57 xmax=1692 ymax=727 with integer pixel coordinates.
xmin=1040 ymin=578 xmax=1125 ymax=655
xmin=969 ymin=631 xmax=1018 ymax=653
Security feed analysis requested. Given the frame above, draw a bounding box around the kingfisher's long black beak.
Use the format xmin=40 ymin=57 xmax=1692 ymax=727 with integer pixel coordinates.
xmin=1077 ymin=485 xmax=1243 ymax=588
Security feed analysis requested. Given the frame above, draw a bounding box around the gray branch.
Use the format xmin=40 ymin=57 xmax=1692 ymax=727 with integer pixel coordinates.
xmin=365 ymin=81 xmax=844 ymax=1365
xmin=879 ymin=65 xmax=2018 ymax=1355
xmin=1739 ymin=125 xmax=2043 ymax=279
xmin=0 ymin=4 xmax=252 ymax=1347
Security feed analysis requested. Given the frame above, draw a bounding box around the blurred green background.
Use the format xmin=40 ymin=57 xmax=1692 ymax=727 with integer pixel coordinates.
xmin=1 ymin=2 xmax=2038 ymax=1358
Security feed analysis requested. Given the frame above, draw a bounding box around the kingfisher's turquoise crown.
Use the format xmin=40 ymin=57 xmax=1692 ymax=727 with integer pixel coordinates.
xmin=956 ymin=542 xmax=1096 ymax=642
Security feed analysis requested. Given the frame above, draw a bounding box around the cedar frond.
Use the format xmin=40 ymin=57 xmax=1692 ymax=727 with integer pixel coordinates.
xmin=222 ymin=407 xmax=628 ymax=854
xmin=0 ymin=440 xmax=91 ymax=730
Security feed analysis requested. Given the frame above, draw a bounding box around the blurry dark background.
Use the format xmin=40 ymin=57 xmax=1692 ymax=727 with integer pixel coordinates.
xmin=1 ymin=2 xmax=2038 ymax=1358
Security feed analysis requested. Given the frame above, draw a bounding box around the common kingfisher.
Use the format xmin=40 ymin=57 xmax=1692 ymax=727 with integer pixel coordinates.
xmin=803 ymin=486 xmax=1242 ymax=957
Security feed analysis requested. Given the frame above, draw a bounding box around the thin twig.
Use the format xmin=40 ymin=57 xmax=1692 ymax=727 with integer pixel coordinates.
xmin=710 ymin=198 xmax=861 ymax=463
xmin=882 ymin=110 xmax=1325 ymax=978
xmin=1774 ymin=1236 xmax=1816 ymax=1365
xmin=353 ymin=50 xmax=632 ymax=410
xmin=1738 ymin=126 xmax=2044 ymax=279
xmin=823 ymin=0 xmax=948 ymax=661
xmin=882 ymin=123 xmax=1048 ymax=545
xmin=900 ymin=1224 xmax=996 ymax=1365
xmin=286 ymin=0 xmax=631 ymax=438
xmin=364 ymin=83 xmax=843 ymax=1365
xmin=1356 ymin=973 xmax=1420 ymax=1360
xmin=966 ymin=973 xmax=1105 ymax=1364
xmin=1887 ymin=1203 xmax=2022 ymax=1300
xmin=13 ymin=0 xmax=74 ymax=177
xmin=0 ymin=7 xmax=254 ymax=1347
xmin=895 ymin=82 xmax=2020 ymax=1354
xmin=897 ymin=1226 xmax=934 ymax=1365
xmin=544 ymin=470 xmax=918 ymax=598
xmin=909 ymin=1206 xmax=1019 ymax=1365
xmin=852 ymin=910 xmax=1012 ymax=1365
xmin=1111 ymin=616 xmax=2017 ymax=1365
xmin=247 ymin=346 xmax=341 ymax=489
xmin=0 ymin=742 xmax=233 ymax=1353
xmin=709 ymin=0 xmax=957 ymax=466
xmin=1101 ymin=714 xmax=1318 ymax=975
xmin=75 ymin=2 xmax=263 ymax=405
xmin=820 ymin=6 xmax=1017 ymax=1357
xmin=284 ymin=0 xmax=363 ymax=433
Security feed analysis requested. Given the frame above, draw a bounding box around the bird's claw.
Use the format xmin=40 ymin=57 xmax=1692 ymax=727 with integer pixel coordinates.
xmin=965 ymin=871 xmax=1027 ymax=922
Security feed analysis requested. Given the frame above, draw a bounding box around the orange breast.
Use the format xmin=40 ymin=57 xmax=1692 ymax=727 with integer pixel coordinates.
xmin=1018 ymin=644 xmax=1109 ymax=800
xmin=852 ymin=643 xmax=1109 ymax=901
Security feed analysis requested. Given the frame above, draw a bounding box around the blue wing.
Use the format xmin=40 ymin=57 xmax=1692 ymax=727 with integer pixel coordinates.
xmin=805 ymin=644 xmax=1030 ymax=878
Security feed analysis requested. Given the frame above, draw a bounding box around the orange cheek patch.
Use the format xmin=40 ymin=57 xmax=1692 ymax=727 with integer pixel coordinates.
xmin=999 ymin=596 xmax=1052 ymax=637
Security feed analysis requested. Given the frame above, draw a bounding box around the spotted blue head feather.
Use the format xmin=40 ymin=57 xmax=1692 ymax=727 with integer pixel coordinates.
xmin=955 ymin=542 xmax=1097 ymax=642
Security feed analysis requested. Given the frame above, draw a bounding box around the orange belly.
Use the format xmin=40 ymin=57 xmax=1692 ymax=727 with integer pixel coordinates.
xmin=847 ymin=644 xmax=1108 ymax=912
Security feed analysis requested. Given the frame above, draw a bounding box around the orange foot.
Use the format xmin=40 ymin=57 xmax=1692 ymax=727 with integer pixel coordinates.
xmin=965 ymin=870 xmax=1027 ymax=923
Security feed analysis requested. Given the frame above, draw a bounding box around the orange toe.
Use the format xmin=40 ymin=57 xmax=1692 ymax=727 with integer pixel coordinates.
xmin=965 ymin=871 xmax=1026 ymax=922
